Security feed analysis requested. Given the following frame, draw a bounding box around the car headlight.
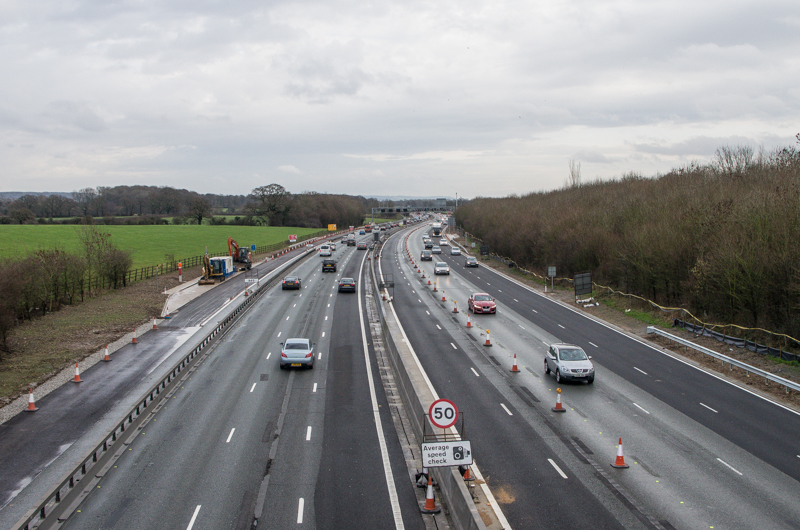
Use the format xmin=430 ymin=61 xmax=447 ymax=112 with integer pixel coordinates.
xmin=588 ymin=366 xmax=595 ymax=372
xmin=561 ymin=367 xmax=571 ymax=373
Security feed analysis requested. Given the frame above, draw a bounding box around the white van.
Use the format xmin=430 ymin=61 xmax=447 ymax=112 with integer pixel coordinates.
xmin=319 ymin=244 xmax=332 ymax=257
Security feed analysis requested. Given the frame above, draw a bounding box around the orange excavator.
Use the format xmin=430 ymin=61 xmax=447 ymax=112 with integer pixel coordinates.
xmin=228 ymin=237 xmax=252 ymax=271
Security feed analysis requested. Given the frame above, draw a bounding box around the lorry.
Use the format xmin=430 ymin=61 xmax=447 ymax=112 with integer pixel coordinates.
xmin=432 ymin=222 xmax=442 ymax=237
xmin=228 ymin=238 xmax=252 ymax=270
xmin=199 ymin=254 xmax=235 ymax=284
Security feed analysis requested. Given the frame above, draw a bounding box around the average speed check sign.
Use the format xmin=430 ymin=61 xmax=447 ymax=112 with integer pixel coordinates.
xmin=429 ymin=399 xmax=459 ymax=429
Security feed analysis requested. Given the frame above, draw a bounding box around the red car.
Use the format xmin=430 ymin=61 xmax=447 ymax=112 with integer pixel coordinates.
xmin=468 ymin=293 xmax=496 ymax=314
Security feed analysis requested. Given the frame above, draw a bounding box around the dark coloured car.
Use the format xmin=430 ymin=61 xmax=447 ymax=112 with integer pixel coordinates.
xmin=282 ymin=276 xmax=301 ymax=290
xmin=465 ymin=256 xmax=478 ymax=267
xmin=420 ymin=250 xmax=433 ymax=261
xmin=347 ymin=237 xmax=356 ymax=246
xmin=424 ymin=241 xmax=434 ymax=249
xmin=357 ymin=241 xmax=368 ymax=250
xmin=322 ymin=259 xmax=337 ymax=272
xmin=338 ymin=278 xmax=356 ymax=292
xmin=468 ymin=293 xmax=496 ymax=314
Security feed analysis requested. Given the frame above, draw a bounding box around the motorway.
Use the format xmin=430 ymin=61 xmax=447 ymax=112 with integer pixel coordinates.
xmin=3 ymin=219 xmax=800 ymax=529
xmin=377 ymin=223 xmax=800 ymax=529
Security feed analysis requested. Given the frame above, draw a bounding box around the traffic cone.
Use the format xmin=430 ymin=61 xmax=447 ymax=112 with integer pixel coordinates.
xmin=422 ymin=271 xmax=426 ymax=278
xmin=484 ymin=329 xmax=492 ymax=347
xmin=461 ymin=465 xmax=475 ymax=482
xmin=26 ymin=388 xmax=38 ymax=412
xmin=427 ymin=279 xmax=431 ymax=285
xmin=453 ymin=301 xmax=458 ymax=313
xmin=132 ymin=329 xmax=138 ymax=344
xmin=420 ymin=475 xmax=441 ymax=514
xmin=382 ymin=292 xmax=386 ymax=301
xmin=164 ymin=306 xmax=171 ymax=319
xmin=72 ymin=362 xmax=82 ymax=383
xmin=466 ymin=315 xmax=472 ymax=328
xmin=153 ymin=317 xmax=158 ymax=330
xmin=611 ymin=438 xmax=629 ymax=468
xmin=511 ymin=353 xmax=520 ymax=372
xmin=433 ymin=282 xmax=437 ymax=292
xmin=102 ymin=345 xmax=112 ymax=362
xmin=441 ymin=290 xmax=446 ymax=302
xmin=552 ymin=388 xmax=566 ymax=412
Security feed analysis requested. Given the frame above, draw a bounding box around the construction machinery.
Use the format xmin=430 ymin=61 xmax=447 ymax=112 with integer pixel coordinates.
xmin=228 ymin=237 xmax=252 ymax=271
xmin=200 ymin=254 xmax=234 ymax=285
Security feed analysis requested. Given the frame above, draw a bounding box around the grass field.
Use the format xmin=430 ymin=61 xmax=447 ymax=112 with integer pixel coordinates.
xmin=0 ymin=225 xmax=324 ymax=268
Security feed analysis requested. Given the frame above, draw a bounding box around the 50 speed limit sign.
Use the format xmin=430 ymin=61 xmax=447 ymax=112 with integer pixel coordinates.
xmin=429 ymin=399 xmax=459 ymax=429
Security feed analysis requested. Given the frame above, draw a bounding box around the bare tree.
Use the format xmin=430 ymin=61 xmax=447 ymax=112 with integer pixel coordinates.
xmin=567 ymin=158 xmax=582 ymax=188
xmin=188 ymin=197 xmax=213 ymax=225
xmin=72 ymin=188 xmax=97 ymax=216
xmin=249 ymin=184 xmax=292 ymax=226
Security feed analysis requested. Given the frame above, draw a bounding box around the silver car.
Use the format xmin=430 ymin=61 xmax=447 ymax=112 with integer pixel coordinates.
xmin=544 ymin=343 xmax=594 ymax=384
xmin=450 ymin=247 xmax=461 ymax=255
xmin=434 ymin=262 xmax=450 ymax=275
xmin=280 ymin=338 xmax=315 ymax=369
xmin=431 ymin=245 xmax=442 ymax=254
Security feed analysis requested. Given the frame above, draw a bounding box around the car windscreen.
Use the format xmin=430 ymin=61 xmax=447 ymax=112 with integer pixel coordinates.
xmin=285 ymin=342 xmax=309 ymax=350
xmin=474 ymin=295 xmax=492 ymax=301
xmin=436 ymin=262 xmax=447 ymax=267
xmin=559 ymin=348 xmax=587 ymax=361
xmin=341 ymin=278 xmax=354 ymax=283
xmin=285 ymin=277 xmax=298 ymax=281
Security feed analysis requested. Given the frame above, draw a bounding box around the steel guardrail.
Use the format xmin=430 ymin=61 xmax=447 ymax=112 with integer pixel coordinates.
xmin=12 ymin=247 xmax=317 ymax=530
xmin=646 ymin=326 xmax=800 ymax=394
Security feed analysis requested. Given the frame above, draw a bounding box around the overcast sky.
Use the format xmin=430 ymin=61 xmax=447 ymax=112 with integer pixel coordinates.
xmin=1 ymin=0 xmax=798 ymax=198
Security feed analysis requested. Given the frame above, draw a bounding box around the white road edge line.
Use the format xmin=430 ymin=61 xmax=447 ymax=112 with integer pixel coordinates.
xmin=357 ymin=251 xmax=405 ymax=529
xmin=548 ymin=458 xmax=568 ymax=479
xmin=500 ymin=403 xmax=513 ymax=416
xmin=250 ymin=383 xmax=256 ymax=393
xmin=634 ymin=367 xmax=648 ymax=375
xmin=633 ymin=403 xmax=650 ymax=414
xmin=226 ymin=428 xmax=235 ymax=443
xmin=297 ymin=498 xmax=304 ymax=524
xmin=717 ymin=458 xmax=743 ymax=475
xmin=471 ymin=368 xmax=480 ymax=377
xmin=186 ymin=505 xmax=201 ymax=530
xmin=700 ymin=403 xmax=718 ymax=413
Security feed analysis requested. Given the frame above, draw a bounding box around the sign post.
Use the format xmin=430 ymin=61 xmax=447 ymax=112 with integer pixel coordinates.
xmin=547 ymin=266 xmax=556 ymax=292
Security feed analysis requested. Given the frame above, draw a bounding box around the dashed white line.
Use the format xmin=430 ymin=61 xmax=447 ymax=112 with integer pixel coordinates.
xmin=293 ymin=303 xmax=297 ymax=307
xmin=471 ymin=368 xmax=480 ymax=377
xmin=436 ymin=324 xmax=441 ymax=330
xmin=266 ymin=352 xmax=271 ymax=359
xmin=325 ymin=316 xmax=328 ymax=320
xmin=700 ymin=403 xmax=718 ymax=413
xmin=717 ymin=458 xmax=743 ymax=475
xmin=451 ymin=343 xmax=457 ymax=350
xmin=306 ymin=426 xmax=312 ymax=441
xmin=327 ymin=303 xmax=330 ymax=307
xmin=250 ymin=383 xmax=257 ymax=393
xmin=286 ymin=316 xmax=290 ymax=321
xmin=532 ymin=309 xmax=538 ymax=313
xmin=548 ymin=458 xmax=568 ymax=479
xmin=634 ymin=367 xmax=648 ymax=375
xmin=513 ymin=298 xmax=519 ymax=302
xmin=418 ymin=299 xmax=422 ymax=303
xmin=425 ymin=310 xmax=430 ymax=315
xmin=318 ymin=352 xmax=323 ymax=360
xmin=297 ymin=498 xmax=305 ymax=523
xmin=500 ymin=403 xmax=513 ymax=415
xmin=277 ymin=332 xmax=281 ymax=338
xmin=519 ymin=325 xmax=525 ymax=329
xmin=313 ymin=383 xmax=317 ymax=393
xmin=186 ymin=505 xmax=201 ymax=530
xmin=588 ymin=342 xmax=598 ymax=347
xmin=633 ymin=403 xmax=650 ymax=414
xmin=558 ymin=324 xmax=565 ymax=329
xmin=322 ymin=332 xmax=326 ymax=338
xmin=226 ymin=428 xmax=235 ymax=443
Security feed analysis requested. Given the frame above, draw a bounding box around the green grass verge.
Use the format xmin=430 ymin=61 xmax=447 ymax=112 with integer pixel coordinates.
xmin=600 ymin=295 xmax=671 ymax=327
xmin=0 ymin=225 xmax=323 ymax=268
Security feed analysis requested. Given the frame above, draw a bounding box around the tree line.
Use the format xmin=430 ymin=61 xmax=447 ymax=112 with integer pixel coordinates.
xmin=455 ymin=141 xmax=800 ymax=340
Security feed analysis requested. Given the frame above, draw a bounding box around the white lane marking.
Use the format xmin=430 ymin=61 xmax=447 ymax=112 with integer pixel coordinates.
xmin=356 ymin=249 xmax=405 ymax=528
xmin=487 ymin=283 xmax=491 ymax=286
xmin=498 ymin=289 xmax=502 ymax=292
xmin=297 ymin=498 xmax=304 ymax=524
xmin=226 ymin=428 xmax=235 ymax=443
xmin=325 ymin=316 xmax=328 ymax=320
xmin=451 ymin=343 xmax=457 ymax=350
xmin=327 ymin=303 xmax=330 ymax=307
xmin=548 ymin=458 xmax=568 ymax=479
xmin=588 ymin=342 xmax=598 ymax=347
xmin=330 ymin=293 xmax=332 ymax=297
xmin=277 ymin=332 xmax=281 ymax=337
xmin=186 ymin=505 xmax=201 ymax=530
xmin=299 ymin=294 xmax=302 ymax=297
xmin=318 ymin=352 xmax=323 ymax=360
xmin=519 ymin=325 xmax=525 ymax=329
xmin=286 ymin=316 xmax=290 ymax=321
xmin=313 ymin=383 xmax=317 ymax=393
xmin=418 ymin=299 xmax=422 ymax=303
xmin=476 ymin=276 xmax=481 ymax=279
xmin=700 ymin=403 xmax=718 ymax=413
xmin=513 ymin=298 xmax=519 ymax=302
xmin=426 ymin=311 xmax=430 ymax=315
xmin=717 ymin=458 xmax=743 ymax=475
xmin=293 ymin=303 xmax=296 ymax=307
xmin=500 ymin=403 xmax=513 ymax=415
xmin=541 ymin=340 xmax=549 ymax=346
xmin=471 ymin=368 xmax=480 ymax=377
xmin=322 ymin=332 xmax=326 ymax=337
xmin=250 ymin=383 xmax=257 ymax=393
xmin=633 ymin=403 xmax=650 ymax=414
xmin=436 ymin=324 xmax=442 ymax=330
xmin=306 ymin=426 xmax=312 ymax=441
xmin=634 ymin=367 xmax=648 ymax=375
xmin=532 ymin=309 xmax=538 ymax=313
xmin=558 ymin=324 xmax=565 ymax=329
xmin=266 ymin=352 xmax=271 ymax=359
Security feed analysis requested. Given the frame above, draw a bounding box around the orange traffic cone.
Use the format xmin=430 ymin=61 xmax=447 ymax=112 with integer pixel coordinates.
xmin=552 ymin=388 xmax=566 ymax=412
xmin=382 ymin=291 xmax=386 ymax=301
xmin=427 ymin=279 xmax=431 ymax=285
xmin=484 ymin=329 xmax=492 ymax=347
xmin=27 ymin=388 xmax=38 ymax=411
xmin=102 ymin=344 xmax=112 ymax=362
xmin=153 ymin=317 xmax=158 ymax=330
xmin=72 ymin=362 xmax=82 ymax=383
xmin=453 ymin=301 xmax=458 ymax=313
xmin=611 ymin=438 xmax=629 ymax=468
xmin=511 ymin=353 xmax=520 ymax=372
xmin=441 ymin=290 xmax=446 ymax=302
xmin=433 ymin=282 xmax=438 ymax=292
xmin=422 ymin=272 xmax=426 ymax=278
xmin=466 ymin=315 xmax=472 ymax=328
xmin=420 ymin=475 xmax=441 ymax=514
xmin=132 ymin=329 xmax=138 ymax=344
xmin=462 ymin=465 xmax=475 ymax=482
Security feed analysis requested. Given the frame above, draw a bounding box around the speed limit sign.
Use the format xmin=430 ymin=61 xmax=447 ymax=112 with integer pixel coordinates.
xmin=429 ymin=399 xmax=459 ymax=429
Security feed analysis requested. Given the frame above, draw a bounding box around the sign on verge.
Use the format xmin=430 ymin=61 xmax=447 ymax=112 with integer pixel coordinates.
xmin=421 ymin=441 xmax=473 ymax=467
xmin=428 ymin=398 xmax=459 ymax=429
xmin=328 ymin=224 xmax=337 ymax=231
xmin=288 ymin=235 xmax=297 ymax=243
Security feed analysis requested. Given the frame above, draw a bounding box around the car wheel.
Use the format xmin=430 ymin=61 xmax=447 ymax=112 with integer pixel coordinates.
xmin=280 ymin=363 xmax=286 ymax=370
xmin=556 ymin=370 xmax=562 ymax=383
xmin=544 ymin=359 xmax=550 ymax=374
xmin=587 ymin=377 xmax=594 ymax=384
